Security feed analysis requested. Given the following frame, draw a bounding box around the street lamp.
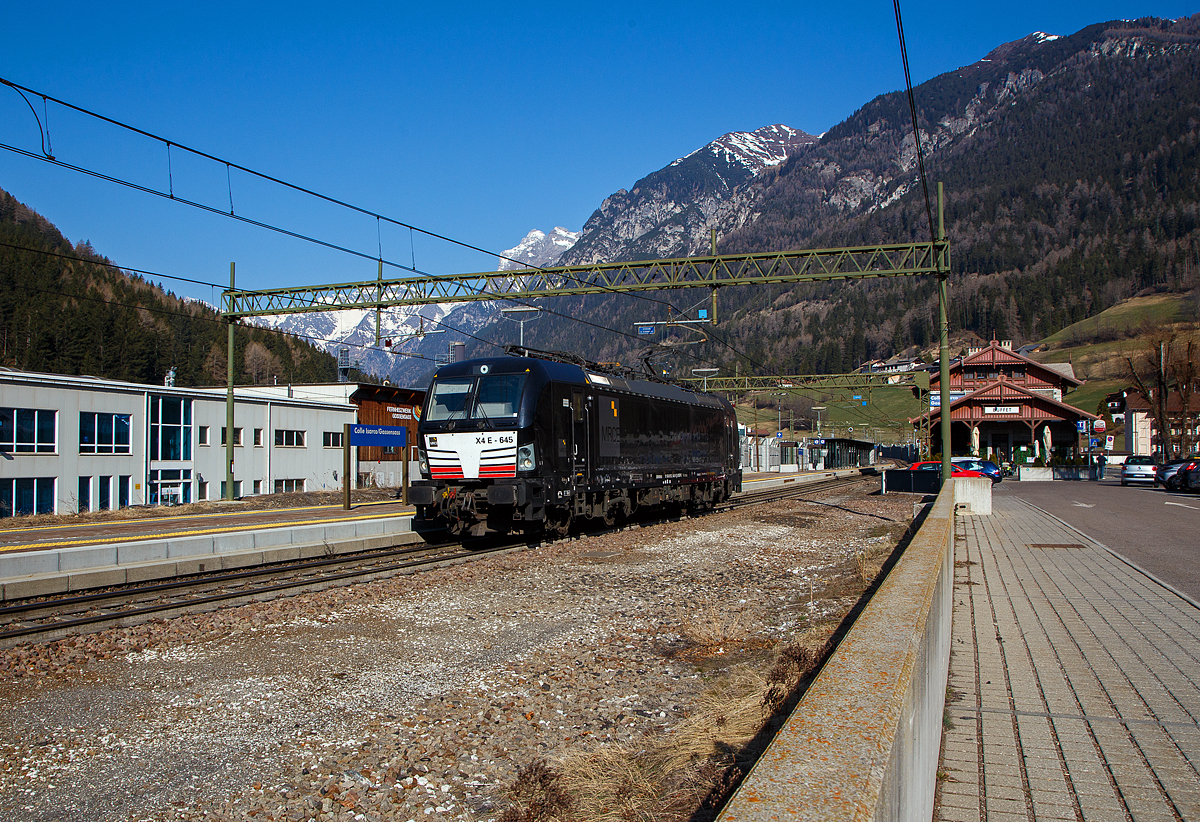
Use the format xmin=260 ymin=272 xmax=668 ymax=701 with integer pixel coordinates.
xmin=501 ymin=306 xmax=541 ymax=346
xmin=812 ymin=406 xmax=826 ymax=437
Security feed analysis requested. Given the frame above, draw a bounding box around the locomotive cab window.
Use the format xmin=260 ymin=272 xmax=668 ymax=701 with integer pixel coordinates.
xmin=426 ymin=374 xmax=526 ymax=421
xmin=474 ymin=374 xmax=525 ymax=419
xmin=427 ymin=379 xmax=474 ymax=420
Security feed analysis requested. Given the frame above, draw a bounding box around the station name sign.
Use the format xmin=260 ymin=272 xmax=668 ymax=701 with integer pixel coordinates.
xmin=349 ymin=424 xmax=407 ymax=447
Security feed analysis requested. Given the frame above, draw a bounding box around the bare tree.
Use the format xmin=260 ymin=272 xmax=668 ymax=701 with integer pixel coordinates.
xmin=244 ymin=342 xmax=283 ymax=385
xmin=1172 ymin=336 xmax=1198 ymax=455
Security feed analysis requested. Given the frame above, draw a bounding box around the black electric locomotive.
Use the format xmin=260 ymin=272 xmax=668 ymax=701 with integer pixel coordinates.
xmin=408 ymin=348 xmax=742 ymax=537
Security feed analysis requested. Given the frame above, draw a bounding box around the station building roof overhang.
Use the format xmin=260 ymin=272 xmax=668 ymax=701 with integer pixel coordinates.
xmin=910 ymin=379 xmax=1100 ymax=426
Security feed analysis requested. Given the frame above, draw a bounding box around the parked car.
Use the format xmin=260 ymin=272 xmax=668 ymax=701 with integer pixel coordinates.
xmin=909 ymin=461 xmax=986 ymax=478
xmin=1120 ymin=456 xmax=1158 ymax=486
xmin=1184 ymin=462 xmax=1200 ymax=493
xmin=1157 ymin=458 xmax=1198 ymax=491
xmin=952 ymin=457 xmax=1002 ymax=484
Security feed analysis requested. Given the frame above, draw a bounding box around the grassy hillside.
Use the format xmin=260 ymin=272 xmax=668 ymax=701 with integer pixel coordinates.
xmin=1031 ymin=292 xmax=1200 ymax=385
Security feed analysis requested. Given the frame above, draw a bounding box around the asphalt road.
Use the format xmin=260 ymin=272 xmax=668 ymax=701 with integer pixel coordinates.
xmin=999 ymin=474 xmax=1200 ymax=602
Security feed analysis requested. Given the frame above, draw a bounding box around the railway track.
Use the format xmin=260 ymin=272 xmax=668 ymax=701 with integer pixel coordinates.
xmin=0 ymin=472 xmax=878 ymax=647
xmin=729 ymin=472 xmax=877 ymax=509
xmin=0 ymin=539 xmax=523 ymax=648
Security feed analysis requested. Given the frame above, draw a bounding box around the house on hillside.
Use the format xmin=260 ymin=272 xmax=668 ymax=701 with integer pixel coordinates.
xmin=909 ymin=340 xmax=1099 ymax=464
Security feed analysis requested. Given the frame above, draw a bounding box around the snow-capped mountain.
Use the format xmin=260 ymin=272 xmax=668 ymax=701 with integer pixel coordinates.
xmin=497 ymin=227 xmax=580 ymax=270
xmin=558 ymin=124 xmax=817 ymax=265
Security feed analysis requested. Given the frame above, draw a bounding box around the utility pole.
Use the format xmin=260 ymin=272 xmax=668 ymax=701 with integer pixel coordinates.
xmin=226 ymin=262 xmax=235 ymax=501
xmin=937 ymin=183 xmax=952 ymax=486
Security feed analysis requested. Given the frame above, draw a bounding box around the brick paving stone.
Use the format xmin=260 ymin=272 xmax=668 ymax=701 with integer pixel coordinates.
xmin=982 ymin=796 xmax=1029 ymax=816
xmin=934 ymin=805 xmax=979 ymax=822
xmin=936 ymin=495 xmax=1200 ymax=822
xmin=1031 ymin=799 xmax=1079 ymax=820
xmin=1079 ymin=805 xmax=1129 ymax=822
xmin=937 ymin=789 xmax=979 ymax=809
xmin=1123 ymin=802 xmax=1176 ymax=822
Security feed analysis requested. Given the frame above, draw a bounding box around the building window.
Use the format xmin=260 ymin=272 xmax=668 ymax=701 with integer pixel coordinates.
xmin=323 ymin=431 xmax=343 ymax=448
xmin=118 ymin=475 xmax=130 ymax=508
xmin=274 ymin=478 xmax=305 ymax=493
xmin=253 ymin=479 xmax=262 ymax=495
xmin=254 ymin=428 xmax=264 ymax=447
xmin=275 ymin=430 xmax=305 ymax=447
xmin=78 ymin=476 xmax=91 ymax=513
xmin=149 ymin=468 xmax=192 ymax=505
xmin=99 ymin=475 xmax=112 ymax=510
xmin=150 ymin=397 xmax=192 ymax=461
xmin=1 ymin=477 xmax=56 ymax=518
xmin=1 ymin=408 xmax=57 ymax=453
xmin=220 ymin=480 xmax=243 ymax=498
xmin=198 ymin=479 xmax=208 ymax=501
xmin=198 ymin=426 xmax=209 ymax=446
xmin=79 ymin=412 xmax=132 ymax=454
xmin=221 ymin=427 xmax=243 ymax=447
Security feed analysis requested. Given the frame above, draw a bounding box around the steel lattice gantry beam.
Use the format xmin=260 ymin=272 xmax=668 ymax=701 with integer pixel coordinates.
xmin=220 ymin=240 xmax=949 ymax=318
xmin=677 ymin=371 xmax=930 ymax=393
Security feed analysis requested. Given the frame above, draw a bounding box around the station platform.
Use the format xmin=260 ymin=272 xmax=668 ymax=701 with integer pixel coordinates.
xmin=0 ymin=468 xmax=873 ymax=601
xmin=0 ymin=503 xmax=422 ymax=601
xmin=938 ymin=495 xmax=1200 ymax=821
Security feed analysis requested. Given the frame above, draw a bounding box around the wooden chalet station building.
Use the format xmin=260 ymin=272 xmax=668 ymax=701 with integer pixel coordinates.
xmin=911 ymin=340 xmax=1100 ymax=464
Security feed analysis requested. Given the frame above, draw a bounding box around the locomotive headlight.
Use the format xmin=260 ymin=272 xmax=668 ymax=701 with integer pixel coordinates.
xmin=517 ymin=444 xmax=537 ymax=471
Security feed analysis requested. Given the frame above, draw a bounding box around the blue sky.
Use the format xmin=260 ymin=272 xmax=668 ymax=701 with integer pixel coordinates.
xmin=2 ymin=1 xmax=1196 ymax=304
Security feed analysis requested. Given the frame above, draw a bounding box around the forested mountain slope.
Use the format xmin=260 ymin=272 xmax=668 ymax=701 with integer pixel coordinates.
xmin=0 ymin=187 xmax=336 ymax=385
xmin=475 ymin=15 xmax=1200 ymax=378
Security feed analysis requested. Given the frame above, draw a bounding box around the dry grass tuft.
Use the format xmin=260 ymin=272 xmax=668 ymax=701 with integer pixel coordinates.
xmin=497 ymin=760 xmax=574 ymax=822
xmin=676 ymin=601 xmax=751 ymax=654
xmin=496 ymin=631 xmax=832 ymax=822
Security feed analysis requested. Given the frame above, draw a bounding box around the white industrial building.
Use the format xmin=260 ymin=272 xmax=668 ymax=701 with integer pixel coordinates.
xmin=1 ymin=368 xmax=359 ymax=518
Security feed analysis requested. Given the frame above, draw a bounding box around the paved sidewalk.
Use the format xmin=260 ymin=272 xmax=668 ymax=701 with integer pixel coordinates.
xmin=937 ymin=495 xmax=1200 ymax=822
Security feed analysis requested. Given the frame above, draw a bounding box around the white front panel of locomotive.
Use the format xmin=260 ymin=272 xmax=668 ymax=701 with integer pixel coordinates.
xmin=425 ymin=432 xmax=516 ymax=480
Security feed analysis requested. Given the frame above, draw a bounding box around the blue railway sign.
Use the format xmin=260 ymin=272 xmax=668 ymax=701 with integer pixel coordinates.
xmin=350 ymin=424 xmax=407 ymax=447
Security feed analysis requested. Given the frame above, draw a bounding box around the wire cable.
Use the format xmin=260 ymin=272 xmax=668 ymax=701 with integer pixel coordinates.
xmin=0 ymin=79 xmax=783 ymax=381
xmin=892 ymin=0 xmax=936 ymax=243
xmin=0 ymin=76 xmax=687 ymax=316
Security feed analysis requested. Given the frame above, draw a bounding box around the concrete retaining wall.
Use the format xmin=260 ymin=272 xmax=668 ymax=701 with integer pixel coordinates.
xmin=719 ymin=478 xmax=957 ymax=822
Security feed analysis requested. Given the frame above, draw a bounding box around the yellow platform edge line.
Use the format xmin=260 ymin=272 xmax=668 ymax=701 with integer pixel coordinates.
xmin=0 ymin=511 xmax=416 ymax=554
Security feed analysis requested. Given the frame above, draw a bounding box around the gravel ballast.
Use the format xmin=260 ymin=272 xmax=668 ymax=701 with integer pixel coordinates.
xmin=0 ymin=489 xmax=914 ymax=821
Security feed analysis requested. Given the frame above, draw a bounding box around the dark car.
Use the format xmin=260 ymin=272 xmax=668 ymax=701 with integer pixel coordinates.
xmin=1120 ymin=456 xmax=1157 ymax=486
xmin=952 ymin=457 xmax=1002 ymax=484
xmin=1157 ymin=458 xmax=1198 ymax=491
xmin=1174 ymin=459 xmax=1200 ymax=493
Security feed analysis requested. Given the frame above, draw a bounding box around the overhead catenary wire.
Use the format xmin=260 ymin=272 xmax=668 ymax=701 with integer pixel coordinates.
xmin=0 ymin=77 xmax=795 ymax=383
xmin=0 ymin=84 xmax=761 ymax=375
xmin=0 ymin=76 xmax=685 ymax=316
xmin=0 ymin=237 xmax=755 ymax=383
xmin=892 ymin=0 xmax=936 ymax=243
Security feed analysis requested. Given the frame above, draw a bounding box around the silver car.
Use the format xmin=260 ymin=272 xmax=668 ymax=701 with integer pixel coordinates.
xmin=1121 ymin=456 xmax=1157 ymax=486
